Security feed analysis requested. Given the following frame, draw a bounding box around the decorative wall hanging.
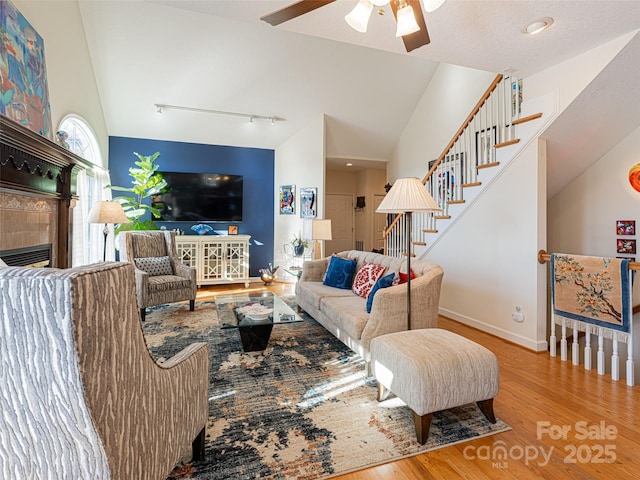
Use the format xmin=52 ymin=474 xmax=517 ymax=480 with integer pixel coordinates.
xmin=228 ymin=225 xmax=238 ymax=235
xmin=511 ymin=78 xmax=523 ymax=118
xmin=616 ymin=238 xmax=636 ymax=255
xmin=629 ymin=162 xmax=640 ymax=192
xmin=279 ymin=185 xmax=295 ymax=215
xmin=475 ymin=126 xmax=497 ymax=165
xmin=299 ymin=187 xmax=317 ymax=218
xmin=0 ymin=0 xmax=53 ymax=139
xmin=428 ymin=154 xmax=464 ymax=205
xmin=616 ymin=220 xmax=635 ymax=236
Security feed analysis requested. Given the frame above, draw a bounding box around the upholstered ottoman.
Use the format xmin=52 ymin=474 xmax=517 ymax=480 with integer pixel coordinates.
xmin=370 ymin=328 xmax=499 ymax=444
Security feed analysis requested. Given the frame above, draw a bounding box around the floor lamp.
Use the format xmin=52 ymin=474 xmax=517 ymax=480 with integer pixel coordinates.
xmin=312 ymin=219 xmax=332 ymax=260
xmin=376 ymin=177 xmax=440 ymax=330
xmin=87 ymin=201 xmax=130 ymax=261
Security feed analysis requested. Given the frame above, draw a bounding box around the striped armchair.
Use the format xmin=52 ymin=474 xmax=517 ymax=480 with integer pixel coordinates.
xmin=0 ymin=262 xmax=209 ymax=479
xmin=119 ymin=230 xmax=197 ymax=321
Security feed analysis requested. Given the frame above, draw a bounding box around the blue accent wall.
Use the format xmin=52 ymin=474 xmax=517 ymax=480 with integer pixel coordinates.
xmin=108 ymin=136 xmax=274 ymax=277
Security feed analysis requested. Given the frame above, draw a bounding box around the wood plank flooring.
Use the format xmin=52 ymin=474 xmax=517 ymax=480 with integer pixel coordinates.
xmin=197 ymin=282 xmax=640 ymax=479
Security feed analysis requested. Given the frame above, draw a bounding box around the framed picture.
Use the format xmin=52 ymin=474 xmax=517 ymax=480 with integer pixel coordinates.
xmin=475 ymin=126 xmax=497 ymax=166
xmin=428 ymin=153 xmax=464 ymax=205
xmin=0 ymin=0 xmax=53 ymax=139
xmin=616 ymin=239 xmax=636 ymax=254
xmin=511 ymin=78 xmax=523 ymax=118
xmin=616 ymin=220 xmax=635 ymax=236
xmin=299 ymin=187 xmax=317 ymax=218
xmin=617 ymin=256 xmax=636 ymax=262
xmin=279 ymin=185 xmax=295 ymax=215
xmin=228 ymin=225 xmax=238 ymax=235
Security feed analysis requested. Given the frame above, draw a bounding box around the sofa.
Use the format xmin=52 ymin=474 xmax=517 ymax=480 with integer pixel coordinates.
xmin=295 ymin=250 xmax=444 ymax=368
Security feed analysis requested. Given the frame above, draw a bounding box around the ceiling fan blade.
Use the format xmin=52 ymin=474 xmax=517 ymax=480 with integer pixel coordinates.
xmin=261 ymin=0 xmax=336 ymax=26
xmin=390 ymin=0 xmax=431 ymax=52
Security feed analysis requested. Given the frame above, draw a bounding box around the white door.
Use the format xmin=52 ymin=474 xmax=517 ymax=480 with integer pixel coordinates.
xmin=374 ymin=194 xmax=386 ymax=252
xmin=325 ymin=194 xmax=354 ymax=255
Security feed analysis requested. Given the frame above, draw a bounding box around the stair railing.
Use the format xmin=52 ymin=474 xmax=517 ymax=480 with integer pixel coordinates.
xmin=384 ymin=73 xmax=526 ymax=255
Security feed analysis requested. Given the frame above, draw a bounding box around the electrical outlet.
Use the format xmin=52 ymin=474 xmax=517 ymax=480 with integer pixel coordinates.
xmin=512 ymin=306 xmax=524 ymax=322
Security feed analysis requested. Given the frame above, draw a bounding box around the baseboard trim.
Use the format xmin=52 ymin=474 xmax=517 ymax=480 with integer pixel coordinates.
xmin=439 ymin=307 xmax=548 ymax=352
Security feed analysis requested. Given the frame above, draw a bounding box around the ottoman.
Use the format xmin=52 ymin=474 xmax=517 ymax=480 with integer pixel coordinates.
xmin=370 ymin=328 xmax=500 ymax=444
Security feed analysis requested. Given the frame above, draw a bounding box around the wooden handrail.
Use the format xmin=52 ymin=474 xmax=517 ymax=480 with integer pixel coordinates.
xmin=382 ymin=74 xmax=504 ymax=239
xmin=420 ymin=73 xmax=504 ymax=185
xmin=537 ymin=249 xmax=640 ymax=270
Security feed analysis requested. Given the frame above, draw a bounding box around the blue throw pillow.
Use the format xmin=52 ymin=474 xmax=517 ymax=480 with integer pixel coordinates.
xmin=366 ymin=273 xmax=395 ymax=313
xmin=323 ymin=256 xmax=357 ymax=290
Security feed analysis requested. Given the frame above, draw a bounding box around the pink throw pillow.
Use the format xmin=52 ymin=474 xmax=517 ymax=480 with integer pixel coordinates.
xmin=352 ymin=263 xmax=386 ymax=298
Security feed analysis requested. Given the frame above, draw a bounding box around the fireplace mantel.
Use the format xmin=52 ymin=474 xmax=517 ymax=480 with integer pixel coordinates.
xmin=1 ymin=115 xmax=93 ymax=267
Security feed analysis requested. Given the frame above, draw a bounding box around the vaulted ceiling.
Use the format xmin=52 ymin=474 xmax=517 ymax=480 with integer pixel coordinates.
xmin=77 ymin=1 xmax=640 ymax=176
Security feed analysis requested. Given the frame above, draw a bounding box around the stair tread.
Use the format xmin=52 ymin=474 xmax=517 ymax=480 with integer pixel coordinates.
xmin=434 ymin=215 xmax=451 ymax=219
xmin=462 ymin=182 xmax=481 ymax=188
xmin=447 ymin=200 xmax=465 ymax=205
xmin=513 ymin=112 xmax=542 ymax=125
xmin=422 ymin=229 xmax=438 ymax=233
xmin=412 ymin=241 xmax=427 ymax=246
xmin=477 ymin=162 xmax=500 ymax=170
xmin=495 ymin=139 xmax=520 ymax=148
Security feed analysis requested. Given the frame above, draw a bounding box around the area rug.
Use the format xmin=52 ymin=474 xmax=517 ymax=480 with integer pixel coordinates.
xmin=142 ymin=298 xmax=510 ymax=480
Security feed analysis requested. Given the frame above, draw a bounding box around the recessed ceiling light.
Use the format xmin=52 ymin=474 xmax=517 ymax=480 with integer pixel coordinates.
xmin=346 ymin=163 xmax=353 ymax=167
xmin=522 ymin=17 xmax=554 ymax=35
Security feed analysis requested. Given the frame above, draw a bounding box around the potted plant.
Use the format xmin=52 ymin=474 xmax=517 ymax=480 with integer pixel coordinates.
xmin=107 ymin=151 xmax=168 ymax=233
xmin=291 ymin=234 xmax=308 ymax=257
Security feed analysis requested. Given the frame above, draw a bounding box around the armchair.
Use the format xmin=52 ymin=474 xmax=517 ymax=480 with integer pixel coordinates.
xmin=0 ymin=262 xmax=209 ymax=479
xmin=119 ymin=230 xmax=197 ymax=321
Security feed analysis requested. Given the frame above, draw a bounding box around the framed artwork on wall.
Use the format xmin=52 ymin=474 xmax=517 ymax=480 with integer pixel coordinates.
xmin=279 ymin=185 xmax=295 ymax=215
xmin=0 ymin=0 xmax=53 ymax=139
xmin=299 ymin=187 xmax=317 ymax=218
xmin=475 ymin=126 xmax=497 ymax=166
xmin=427 ymin=153 xmax=464 ymax=205
xmin=616 ymin=220 xmax=635 ymax=236
xmin=617 ymin=238 xmax=636 ymax=255
xmin=228 ymin=225 xmax=238 ymax=235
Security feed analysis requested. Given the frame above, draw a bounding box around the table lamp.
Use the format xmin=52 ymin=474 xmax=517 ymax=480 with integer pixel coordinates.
xmin=312 ymin=219 xmax=332 ymax=260
xmin=375 ymin=177 xmax=440 ymax=329
xmin=87 ymin=201 xmax=130 ymax=261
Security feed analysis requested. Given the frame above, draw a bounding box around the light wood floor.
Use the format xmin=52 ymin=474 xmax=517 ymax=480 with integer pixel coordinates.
xmin=198 ymin=282 xmax=640 ymax=479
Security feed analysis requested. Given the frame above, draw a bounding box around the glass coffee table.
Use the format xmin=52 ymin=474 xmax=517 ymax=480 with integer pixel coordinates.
xmin=215 ymin=292 xmax=303 ymax=352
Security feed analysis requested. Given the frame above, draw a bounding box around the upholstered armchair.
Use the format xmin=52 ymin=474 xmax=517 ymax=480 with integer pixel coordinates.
xmin=0 ymin=262 xmax=209 ymax=479
xmin=120 ymin=230 xmax=197 ymax=321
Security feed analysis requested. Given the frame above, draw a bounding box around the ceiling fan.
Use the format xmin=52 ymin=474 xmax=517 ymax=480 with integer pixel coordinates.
xmin=260 ymin=0 xmax=444 ymax=53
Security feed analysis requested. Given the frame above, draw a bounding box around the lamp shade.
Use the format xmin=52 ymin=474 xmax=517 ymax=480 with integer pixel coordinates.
xmin=312 ymin=219 xmax=332 ymax=241
xmin=376 ymin=177 xmax=441 ymax=213
xmin=395 ymin=4 xmax=420 ymax=37
xmin=422 ymin=0 xmax=446 ymax=13
xmin=345 ymin=0 xmax=373 ymax=33
xmin=86 ymin=201 xmax=130 ymax=224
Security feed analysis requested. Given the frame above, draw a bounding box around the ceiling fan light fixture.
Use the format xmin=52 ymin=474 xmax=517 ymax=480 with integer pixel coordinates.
xmin=421 ymin=0 xmax=446 ymax=13
xmin=345 ymin=0 xmax=374 ymax=33
xmin=395 ymin=4 xmax=420 ymax=37
xmin=371 ymin=0 xmax=388 ymax=6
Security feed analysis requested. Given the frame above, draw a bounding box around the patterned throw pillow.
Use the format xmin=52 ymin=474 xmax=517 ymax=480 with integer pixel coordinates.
xmin=323 ymin=255 xmax=357 ymax=290
xmin=134 ymin=256 xmax=173 ymax=276
xmin=366 ymin=273 xmax=395 ymax=313
xmin=352 ymin=263 xmax=386 ymax=298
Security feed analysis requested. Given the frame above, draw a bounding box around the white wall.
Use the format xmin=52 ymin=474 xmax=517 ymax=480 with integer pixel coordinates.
xmin=14 ymin=0 xmax=109 ymax=166
xmin=274 ymin=115 xmax=326 ymax=266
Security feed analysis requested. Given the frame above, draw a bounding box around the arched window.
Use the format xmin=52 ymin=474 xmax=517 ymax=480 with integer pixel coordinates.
xmin=59 ymin=115 xmax=113 ymax=265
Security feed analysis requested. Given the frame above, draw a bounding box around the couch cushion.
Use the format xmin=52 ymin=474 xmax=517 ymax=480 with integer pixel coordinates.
xmin=323 ymin=255 xmax=357 ymax=289
xmin=366 ymin=273 xmax=395 ymax=313
xmin=352 ymin=262 xmax=386 ymax=298
xmin=147 ymin=275 xmax=192 ymax=293
xmin=135 ymin=256 xmax=173 ymax=276
xmin=320 ymin=296 xmax=369 ymax=340
xmin=296 ymin=281 xmax=355 ymax=310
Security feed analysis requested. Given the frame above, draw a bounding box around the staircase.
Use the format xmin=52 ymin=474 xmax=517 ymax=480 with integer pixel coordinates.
xmin=384 ymin=74 xmax=552 ymax=258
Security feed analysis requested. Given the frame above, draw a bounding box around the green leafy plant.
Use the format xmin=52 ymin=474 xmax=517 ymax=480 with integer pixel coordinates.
xmin=291 ymin=233 xmax=309 ymax=249
xmin=107 ymin=151 xmax=168 ymax=232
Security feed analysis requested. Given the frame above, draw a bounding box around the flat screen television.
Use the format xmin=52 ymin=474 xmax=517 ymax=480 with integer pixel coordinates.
xmin=152 ymin=171 xmax=243 ymax=222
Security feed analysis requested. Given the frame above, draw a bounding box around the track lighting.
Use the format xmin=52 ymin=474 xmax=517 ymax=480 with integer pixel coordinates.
xmin=153 ymin=104 xmax=286 ymax=123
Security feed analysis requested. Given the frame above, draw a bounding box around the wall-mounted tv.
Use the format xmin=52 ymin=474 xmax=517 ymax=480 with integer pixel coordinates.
xmin=152 ymin=172 xmax=243 ymax=222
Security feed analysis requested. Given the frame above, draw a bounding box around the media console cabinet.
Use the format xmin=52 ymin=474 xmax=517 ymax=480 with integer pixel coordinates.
xmin=175 ymin=235 xmax=250 ymax=287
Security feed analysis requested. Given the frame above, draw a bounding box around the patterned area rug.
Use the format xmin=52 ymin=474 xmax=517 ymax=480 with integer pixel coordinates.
xmin=143 ymin=298 xmax=510 ymax=480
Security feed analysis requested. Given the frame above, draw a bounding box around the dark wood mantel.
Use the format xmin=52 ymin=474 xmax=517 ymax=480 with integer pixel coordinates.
xmin=1 ymin=115 xmax=93 ymax=268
